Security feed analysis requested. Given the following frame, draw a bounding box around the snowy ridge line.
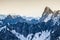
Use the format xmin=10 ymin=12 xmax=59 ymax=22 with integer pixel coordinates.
xmin=0 ymin=26 xmax=6 ymax=31
xmin=7 ymin=28 xmax=33 ymax=40
xmin=0 ymin=15 xmax=40 ymax=21
xmin=0 ymin=25 xmax=51 ymax=40
xmin=7 ymin=27 xmax=50 ymax=40
xmin=44 ymin=13 xmax=52 ymax=22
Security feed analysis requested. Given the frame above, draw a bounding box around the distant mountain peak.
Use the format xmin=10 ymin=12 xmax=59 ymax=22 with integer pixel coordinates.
xmin=40 ymin=7 xmax=54 ymax=22
xmin=41 ymin=7 xmax=60 ymax=23
xmin=56 ymin=10 xmax=60 ymax=14
xmin=53 ymin=10 xmax=60 ymax=17
xmin=7 ymin=15 xmax=12 ymax=17
xmin=44 ymin=6 xmax=53 ymax=13
xmin=42 ymin=7 xmax=53 ymax=16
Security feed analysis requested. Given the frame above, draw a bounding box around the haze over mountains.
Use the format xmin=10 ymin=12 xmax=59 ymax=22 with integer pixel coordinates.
xmin=0 ymin=7 xmax=60 ymax=40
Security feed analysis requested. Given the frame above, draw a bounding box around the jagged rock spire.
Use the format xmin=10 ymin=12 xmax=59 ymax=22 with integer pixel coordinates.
xmin=42 ymin=6 xmax=53 ymax=16
xmin=44 ymin=7 xmax=53 ymax=13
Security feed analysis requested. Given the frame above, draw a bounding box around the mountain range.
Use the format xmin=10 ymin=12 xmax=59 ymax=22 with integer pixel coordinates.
xmin=0 ymin=7 xmax=60 ymax=40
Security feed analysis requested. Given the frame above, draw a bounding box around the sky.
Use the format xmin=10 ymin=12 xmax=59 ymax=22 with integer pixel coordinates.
xmin=0 ymin=0 xmax=60 ymax=17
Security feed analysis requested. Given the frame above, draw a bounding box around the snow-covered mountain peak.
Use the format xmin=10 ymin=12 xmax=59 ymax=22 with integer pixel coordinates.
xmin=41 ymin=7 xmax=60 ymax=23
xmin=53 ymin=10 xmax=60 ymax=17
xmin=40 ymin=7 xmax=53 ymax=22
